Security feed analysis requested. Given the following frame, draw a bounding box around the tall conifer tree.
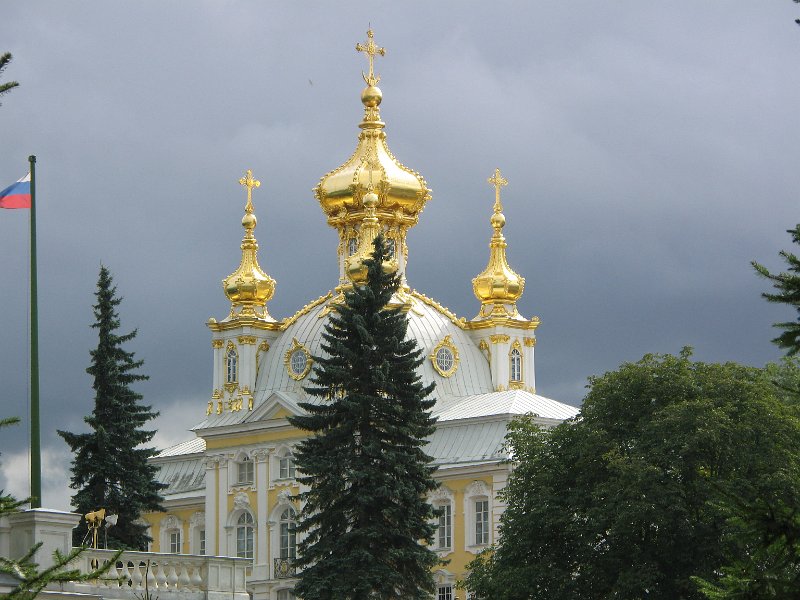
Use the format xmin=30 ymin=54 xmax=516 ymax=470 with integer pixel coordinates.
xmin=58 ymin=266 xmax=164 ymax=550
xmin=289 ymin=235 xmax=439 ymax=600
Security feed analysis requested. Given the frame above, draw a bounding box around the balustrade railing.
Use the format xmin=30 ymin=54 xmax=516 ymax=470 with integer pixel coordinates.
xmin=60 ymin=548 xmax=250 ymax=600
xmin=273 ymin=557 xmax=297 ymax=579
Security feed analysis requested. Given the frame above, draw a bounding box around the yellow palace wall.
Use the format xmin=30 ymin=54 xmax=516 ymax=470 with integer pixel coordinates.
xmin=144 ymin=425 xmax=507 ymax=597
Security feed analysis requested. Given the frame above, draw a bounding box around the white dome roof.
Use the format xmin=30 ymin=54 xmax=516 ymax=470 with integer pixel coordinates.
xmin=256 ymin=290 xmax=494 ymax=409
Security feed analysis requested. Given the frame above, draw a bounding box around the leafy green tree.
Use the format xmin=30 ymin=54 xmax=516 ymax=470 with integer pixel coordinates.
xmin=753 ymin=224 xmax=800 ymax=355
xmin=465 ymin=350 xmax=800 ymax=600
xmin=1 ymin=418 xmax=120 ymax=600
xmin=289 ymin=235 xmax=440 ymax=600
xmin=0 ymin=52 xmax=19 ymax=105
xmin=58 ymin=266 xmax=164 ymax=550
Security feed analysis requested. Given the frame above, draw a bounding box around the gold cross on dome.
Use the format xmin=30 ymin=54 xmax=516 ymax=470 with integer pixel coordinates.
xmin=239 ymin=169 xmax=261 ymax=213
xmin=356 ymin=28 xmax=386 ymax=86
xmin=487 ymin=168 xmax=508 ymax=212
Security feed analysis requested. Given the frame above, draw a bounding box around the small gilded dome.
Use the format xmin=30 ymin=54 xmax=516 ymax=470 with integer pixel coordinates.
xmin=221 ymin=170 xmax=277 ymax=321
xmin=472 ymin=169 xmax=526 ymax=318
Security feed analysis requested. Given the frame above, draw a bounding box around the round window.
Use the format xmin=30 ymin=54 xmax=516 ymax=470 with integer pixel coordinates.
xmin=435 ymin=347 xmax=454 ymax=373
xmin=290 ymin=349 xmax=307 ymax=376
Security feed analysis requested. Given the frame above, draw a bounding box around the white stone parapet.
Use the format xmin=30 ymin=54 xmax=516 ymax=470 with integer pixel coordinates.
xmin=60 ymin=549 xmax=250 ymax=600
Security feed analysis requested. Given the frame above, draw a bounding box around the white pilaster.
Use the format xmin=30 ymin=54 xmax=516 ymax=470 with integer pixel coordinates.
xmin=204 ymin=456 xmax=218 ymax=556
xmin=217 ymin=456 xmax=229 ymax=556
xmin=254 ymin=448 xmax=269 ymax=566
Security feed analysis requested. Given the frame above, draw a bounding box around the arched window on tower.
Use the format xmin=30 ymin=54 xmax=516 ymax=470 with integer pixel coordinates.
xmin=236 ymin=512 xmax=254 ymax=559
xmin=510 ymin=347 xmax=522 ymax=383
xmin=226 ymin=343 xmax=238 ymax=384
xmin=280 ymin=507 xmax=297 ymax=559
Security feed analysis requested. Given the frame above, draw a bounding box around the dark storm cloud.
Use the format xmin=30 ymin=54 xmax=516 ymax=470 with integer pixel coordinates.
xmin=1 ymin=1 xmax=799 ymax=507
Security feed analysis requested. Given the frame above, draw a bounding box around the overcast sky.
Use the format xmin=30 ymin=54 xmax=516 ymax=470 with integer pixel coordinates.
xmin=2 ymin=2 xmax=799 ymax=510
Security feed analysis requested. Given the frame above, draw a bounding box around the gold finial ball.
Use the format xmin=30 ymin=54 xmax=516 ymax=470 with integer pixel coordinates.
xmin=361 ymin=85 xmax=383 ymax=108
xmin=242 ymin=213 xmax=257 ymax=229
xmin=491 ymin=212 xmax=506 ymax=229
xmin=363 ymin=190 xmax=379 ymax=208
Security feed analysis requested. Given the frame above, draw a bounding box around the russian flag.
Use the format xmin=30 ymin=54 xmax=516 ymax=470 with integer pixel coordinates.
xmin=0 ymin=173 xmax=32 ymax=209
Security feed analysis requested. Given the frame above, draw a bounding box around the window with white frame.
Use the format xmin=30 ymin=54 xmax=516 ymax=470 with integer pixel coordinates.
xmin=280 ymin=507 xmax=297 ymax=559
xmin=475 ymin=499 xmax=490 ymax=546
xmin=199 ymin=529 xmax=206 ymax=555
xmin=279 ymin=453 xmax=296 ymax=480
xmin=437 ymin=503 xmax=452 ymax=549
xmin=437 ymin=585 xmax=453 ymax=600
xmin=226 ymin=344 xmax=238 ymax=384
xmin=237 ymin=455 xmax=254 ymax=485
xmin=169 ymin=529 xmax=182 ymax=554
xmin=277 ymin=590 xmax=296 ymax=600
xmin=510 ymin=347 xmax=522 ymax=382
xmin=464 ymin=480 xmax=492 ymax=550
xmin=236 ymin=512 xmax=254 ymax=559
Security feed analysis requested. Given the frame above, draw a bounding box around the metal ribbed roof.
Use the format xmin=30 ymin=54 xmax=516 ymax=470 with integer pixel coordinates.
xmin=155 ymin=453 xmax=206 ymax=495
xmin=156 ymin=437 xmax=206 ymax=458
xmin=433 ymin=390 xmax=580 ymax=422
xmin=426 ymin=420 xmax=509 ymax=465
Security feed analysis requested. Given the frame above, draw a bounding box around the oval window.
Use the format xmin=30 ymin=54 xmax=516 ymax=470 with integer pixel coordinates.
xmin=290 ymin=349 xmax=307 ymax=376
xmin=435 ymin=347 xmax=454 ymax=373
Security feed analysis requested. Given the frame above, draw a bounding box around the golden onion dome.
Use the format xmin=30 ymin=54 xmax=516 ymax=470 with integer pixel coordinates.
xmin=221 ymin=169 xmax=276 ymax=321
xmin=314 ymin=28 xmax=431 ymax=235
xmin=472 ymin=169 xmax=526 ymax=318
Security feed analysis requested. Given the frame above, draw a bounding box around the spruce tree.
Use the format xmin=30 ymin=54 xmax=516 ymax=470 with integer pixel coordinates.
xmin=58 ymin=266 xmax=164 ymax=550
xmin=289 ymin=235 xmax=440 ymax=600
xmin=753 ymin=224 xmax=800 ymax=355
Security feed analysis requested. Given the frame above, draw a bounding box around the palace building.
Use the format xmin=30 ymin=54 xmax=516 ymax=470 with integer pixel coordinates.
xmin=143 ymin=29 xmax=579 ymax=600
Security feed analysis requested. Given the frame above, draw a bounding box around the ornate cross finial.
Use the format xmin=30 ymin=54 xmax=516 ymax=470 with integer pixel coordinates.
xmin=487 ymin=168 xmax=508 ymax=213
xmin=239 ymin=169 xmax=261 ymax=214
xmin=355 ymin=28 xmax=385 ymax=86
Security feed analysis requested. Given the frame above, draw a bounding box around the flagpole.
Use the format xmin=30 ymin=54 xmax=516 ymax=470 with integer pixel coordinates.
xmin=29 ymin=154 xmax=41 ymax=509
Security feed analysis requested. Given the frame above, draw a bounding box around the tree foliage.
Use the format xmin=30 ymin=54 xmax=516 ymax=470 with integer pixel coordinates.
xmin=0 ymin=418 xmax=121 ymax=600
xmin=288 ymin=235 xmax=440 ymax=600
xmin=58 ymin=266 xmax=164 ymax=550
xmin=753 ymin=225 xmax=800 ymax=355
xmin=0 ymin=52 xmax=19 ymax=105
xmin=465 ymin=350 xmax=800 ymax=600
